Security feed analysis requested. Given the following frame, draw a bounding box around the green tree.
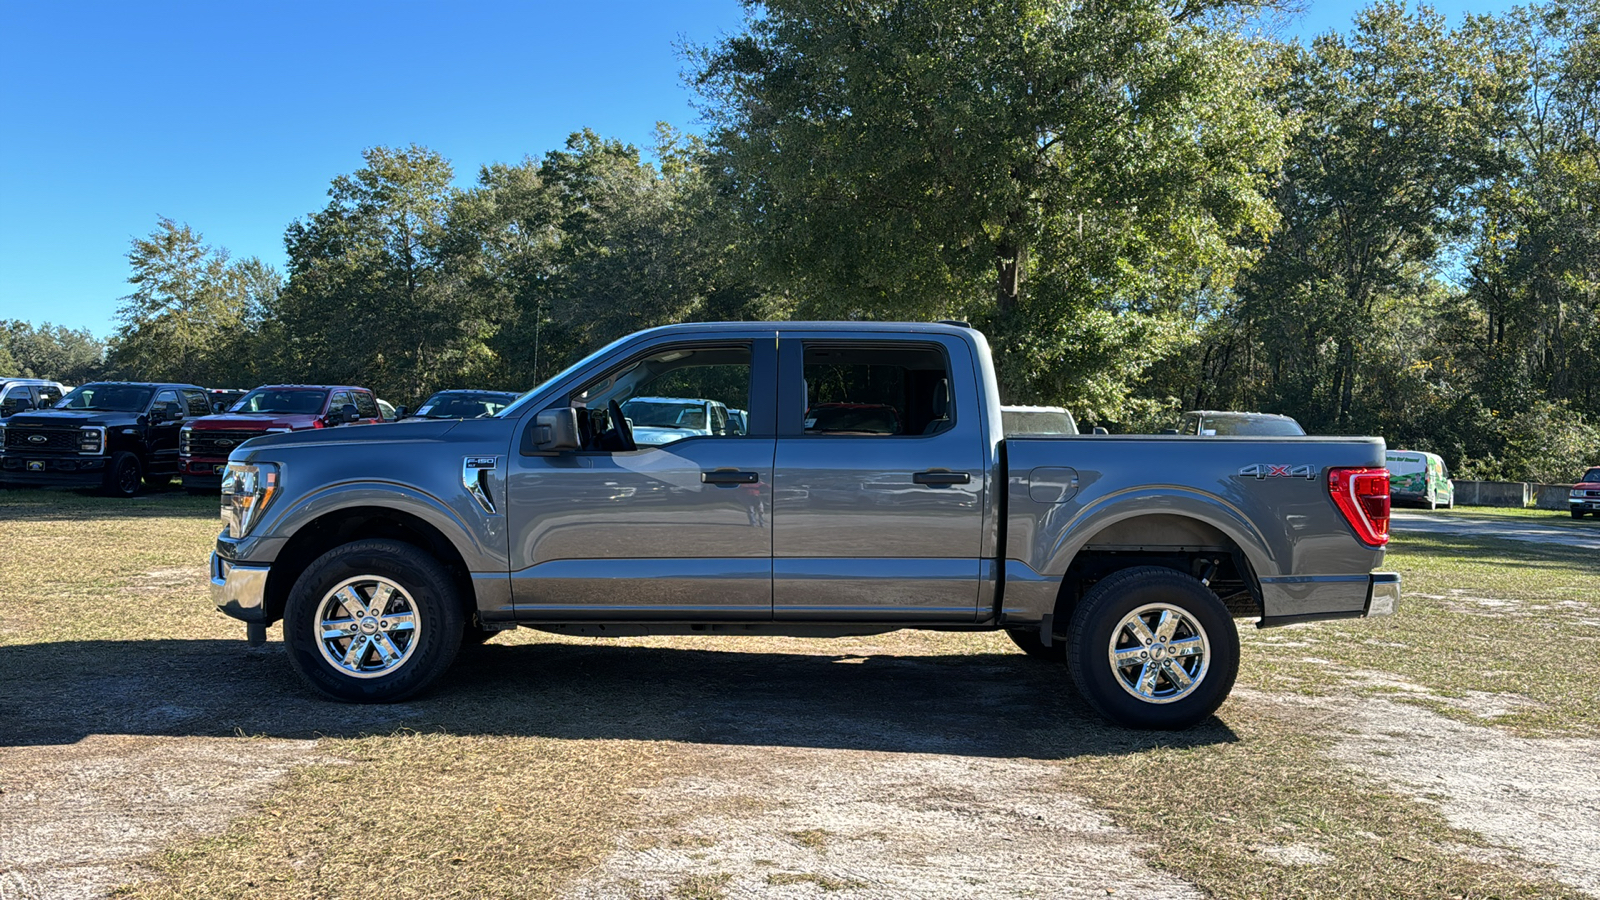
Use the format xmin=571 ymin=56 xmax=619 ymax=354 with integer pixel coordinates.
xmin=693 ymin=0 xmax=1290 ymax=418
xmin=443 ymin=128 xmax=768 ymax=393
xmin=106 ymin=218 xmax=276 ymax=385
xmin=277 ymin=145 xmax=480 ymax=400
xmin=1222 ymin=2 xmax=1495 ymax=431
xmin=0 ymin=320 xmax=106 ymax=383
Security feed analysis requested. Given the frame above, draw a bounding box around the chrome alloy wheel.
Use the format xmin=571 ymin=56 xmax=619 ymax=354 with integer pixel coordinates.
xmin=314 ymin=576 xmax=422 ymax=678
xmin=1107 ymin=602 xmax=1211 ymax=704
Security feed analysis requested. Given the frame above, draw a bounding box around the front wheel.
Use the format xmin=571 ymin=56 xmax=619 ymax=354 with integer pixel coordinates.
xmin=1575 ymin=509 xmax=1585 ymax=519
xmin=101 ymin=452 xmax=143 ymax=497
xmin=283 ymin=539 xmax=464 ymax=702
xmin=1066 ymin=566 xmax=1239 ymax=730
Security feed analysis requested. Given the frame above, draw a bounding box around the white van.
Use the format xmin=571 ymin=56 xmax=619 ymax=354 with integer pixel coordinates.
xmin=1386 ymin=450 xmax=1454 ymax=510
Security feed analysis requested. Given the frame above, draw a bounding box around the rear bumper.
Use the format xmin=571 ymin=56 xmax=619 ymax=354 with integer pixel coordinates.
xmin=0 ymin=454 xmax=107 ymax=487
xmin=211 ymin=552 xmax=270 ymax=623
xmin=1257 ymin=571 xmax=1400 ymax=628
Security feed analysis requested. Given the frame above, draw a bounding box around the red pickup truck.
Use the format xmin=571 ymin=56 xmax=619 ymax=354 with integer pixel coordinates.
xmin=180 ymin=385 xmax=381 ymax=491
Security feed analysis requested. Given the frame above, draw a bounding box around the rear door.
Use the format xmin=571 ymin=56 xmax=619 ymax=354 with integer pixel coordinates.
xmin=770 ymin=333 xmax=987 ymax=621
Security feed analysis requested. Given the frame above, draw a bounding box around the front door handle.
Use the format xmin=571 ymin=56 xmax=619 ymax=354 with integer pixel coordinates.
xmin=702 ymin=469 xmax=759 ymax=486
xmin=913 ymin=469 xmax=971 ymax=485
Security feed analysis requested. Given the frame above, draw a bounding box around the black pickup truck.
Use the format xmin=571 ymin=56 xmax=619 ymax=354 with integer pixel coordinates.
xmin=0 ymin=381 xmax=210 ymax=496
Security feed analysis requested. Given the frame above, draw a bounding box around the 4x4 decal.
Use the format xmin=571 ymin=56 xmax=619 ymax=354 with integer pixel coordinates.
xmin=1238 ymin=464 xmax=1318 ymax=480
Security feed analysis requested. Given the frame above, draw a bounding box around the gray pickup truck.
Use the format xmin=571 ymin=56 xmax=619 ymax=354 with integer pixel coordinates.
xmin=211 ymin=322 xmax=1399 ymax=729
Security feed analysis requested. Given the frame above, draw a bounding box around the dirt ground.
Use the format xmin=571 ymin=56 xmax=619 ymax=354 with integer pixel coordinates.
xmin=3 ymin=632 xmax=1597 ymax=898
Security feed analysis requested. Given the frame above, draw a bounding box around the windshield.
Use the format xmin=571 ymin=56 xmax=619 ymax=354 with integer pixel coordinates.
xmin=230 ymin=388 xmax=328 ymax=415
xmin=1583 ymin=470 xmax=1600 ymax=484
xmin=1196 ymin=414 xmax=1305 ymax=436
xmin=53 ymin=383 xmax=154 ymax=412
xmin=413 ymin=392 xmax=519 ymax=419
xmin=622 ymin=399 xmax=707 ymax=429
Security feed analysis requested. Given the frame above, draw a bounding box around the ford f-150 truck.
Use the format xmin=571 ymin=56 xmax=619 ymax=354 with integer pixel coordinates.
xmin=211 ymin=322 xmax=1399 ymax=729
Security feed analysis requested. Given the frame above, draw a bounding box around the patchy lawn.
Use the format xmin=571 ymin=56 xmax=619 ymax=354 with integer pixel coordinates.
xmin=1 ymin=490 xmax=1593 ymax=899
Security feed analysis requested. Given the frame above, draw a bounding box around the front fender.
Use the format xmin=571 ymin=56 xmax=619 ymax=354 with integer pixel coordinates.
xmin=258 ymin=479 xmax=505 ymax=574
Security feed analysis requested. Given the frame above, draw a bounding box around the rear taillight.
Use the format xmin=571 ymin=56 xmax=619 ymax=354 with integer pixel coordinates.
xmin=1329 ymin=467 xmax=1390 ymax=546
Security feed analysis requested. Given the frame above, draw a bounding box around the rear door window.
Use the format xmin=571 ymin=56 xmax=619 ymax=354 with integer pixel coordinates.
xmin=797 ymin=343 xmax=953 ymax=436
xmin=353 ymin=391 xmax=378 ymax=419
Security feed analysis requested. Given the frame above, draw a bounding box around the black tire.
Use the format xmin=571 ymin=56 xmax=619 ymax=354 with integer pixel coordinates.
xmin=101 ymin=452 xmax=143 ymax=497
xmin=1574 ymin=509 xmax=1585 ymax=519
xmin=283 ymin=539 xmax=465 ymax=702
xmin=1004 ymin=627 xmax=1067 ymax=661
xmin=1066 ymin=566 xmax=1239 ymax=730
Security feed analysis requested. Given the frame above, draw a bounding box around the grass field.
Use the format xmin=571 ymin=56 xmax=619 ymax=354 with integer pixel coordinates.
xmin=2 ymin=489 xmax=1594 ymax=899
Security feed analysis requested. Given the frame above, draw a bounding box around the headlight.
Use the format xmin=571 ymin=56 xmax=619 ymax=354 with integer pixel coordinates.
xmin=79 ymin=426 xmax=105 ymax=455
xmin=221 ymin=462 xmax=280 ymax=539
xmin=1574 ymin=489 xmax=1586 ymax=498
xmin=180 ymin=425 xmax=192 ymax=456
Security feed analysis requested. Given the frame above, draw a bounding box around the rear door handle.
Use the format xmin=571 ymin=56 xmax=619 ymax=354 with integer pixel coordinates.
xmin=913 ymin=469 xmax=971 ymax=485
xmin=702 ymin=469 xmax=759 ymax=486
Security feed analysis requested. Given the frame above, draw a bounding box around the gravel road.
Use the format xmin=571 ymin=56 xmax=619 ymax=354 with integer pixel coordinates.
xmin=1390 ymin=511 xmax=1600 ymax=549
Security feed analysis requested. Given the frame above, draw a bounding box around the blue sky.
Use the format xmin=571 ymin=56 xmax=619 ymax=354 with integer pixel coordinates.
xmin=0 ymin=0 xmax=1517 ymax=337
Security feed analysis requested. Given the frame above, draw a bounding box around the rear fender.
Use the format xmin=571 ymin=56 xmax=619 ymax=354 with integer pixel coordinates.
xmin=1040 ymin=487 xmax=1277 ymax=580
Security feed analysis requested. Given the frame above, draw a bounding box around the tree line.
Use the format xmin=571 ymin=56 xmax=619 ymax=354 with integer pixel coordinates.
xmin=4 ymin=0 xmax=1595 ymax=483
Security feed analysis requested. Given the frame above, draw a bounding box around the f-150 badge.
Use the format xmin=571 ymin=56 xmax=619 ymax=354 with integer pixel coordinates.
xmin=1238 ymin=464 xmax=1318 ymax=480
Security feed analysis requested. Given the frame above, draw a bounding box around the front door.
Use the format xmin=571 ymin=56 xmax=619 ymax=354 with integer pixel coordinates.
xmin=507 ymin=335 xmax=778 ymax=620
xmin=147 ymin=389 xmax=186 ymax=475
xmin=771 ymin=335 xmax=987 ymax=621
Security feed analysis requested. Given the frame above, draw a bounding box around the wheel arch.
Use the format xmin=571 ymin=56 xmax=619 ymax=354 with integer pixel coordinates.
xmin=1039 ymin=510 xmax=1266 ymax=639
xmin=262 ymin=504 xmax=477 ymax=626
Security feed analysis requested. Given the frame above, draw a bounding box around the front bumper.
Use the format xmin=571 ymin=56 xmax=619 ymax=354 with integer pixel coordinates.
xmin=0 ymin=455 xmax=107 ymax=487
xmin=211 ymin=552 xmax=270 ymax=623
xmin=1571 ymin=497 xmax=1600 ymax=512
xmin=181 ymin=458 xmax=228 ymax=489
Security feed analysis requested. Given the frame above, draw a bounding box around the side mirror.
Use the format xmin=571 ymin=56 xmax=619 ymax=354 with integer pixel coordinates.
xmin=1092 ymin=426 xmax=1109 ymax=435
xmin=534 ymin=407 xmax=581 ymax=452
xmin=339 ymin=403 xmax=361 ymax=424
xmin=395 ymin=406 xmax=409 ymax=419
xmin=1160 ymin=428 xmax=1180 ymax=435
xmin=7 ymin=397 xmax=35 ymax=414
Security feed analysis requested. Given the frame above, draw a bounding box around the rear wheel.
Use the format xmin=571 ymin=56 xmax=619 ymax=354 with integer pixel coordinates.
xmin=1004 ymin=627 xmax=1067 ymax=661
xmin=101 ymin=452 xmax=143 ymax=497
xmin=1067 ymin=566 xmax=1239 ymax=730
xmin=284 ymin=539 xmax=464 ymax=702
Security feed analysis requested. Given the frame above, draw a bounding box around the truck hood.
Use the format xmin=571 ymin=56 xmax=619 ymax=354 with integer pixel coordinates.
xmin=238 ymin=417 xmax=467 ymax=452
xmin=3 ymin=409 xmax=140 ymax=428
xmin=189 ymin=413 xmax=323 ymax=431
